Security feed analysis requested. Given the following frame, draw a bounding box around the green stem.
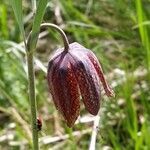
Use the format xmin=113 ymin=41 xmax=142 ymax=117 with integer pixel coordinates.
xmin=27 ymin=52 xmax=39 ymax=150
xmin=27 ymin=23 xmax=70 ymax=52
xmin=41 ymin=23 xmax=70 ymax=51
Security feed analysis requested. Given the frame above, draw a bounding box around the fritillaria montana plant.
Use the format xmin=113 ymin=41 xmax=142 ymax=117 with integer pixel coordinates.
xmin=10 ymin=0 xmax=114 ymax=149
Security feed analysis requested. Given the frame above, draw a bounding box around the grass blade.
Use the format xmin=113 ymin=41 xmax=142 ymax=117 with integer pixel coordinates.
xmin=136 ymin=0 xmax=150 ymax=74
xmin=28 ymin=0 xmax=48 ymax=51
xmin=9 ymin=0 xmax=26 ymax=45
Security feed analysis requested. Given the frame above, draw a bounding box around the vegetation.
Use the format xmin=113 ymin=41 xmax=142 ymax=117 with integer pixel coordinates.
xmin=0 ymin=0 xmax=150 ymax=149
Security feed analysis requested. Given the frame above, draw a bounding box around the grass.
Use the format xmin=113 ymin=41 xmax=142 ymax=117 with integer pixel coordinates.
xmin=0 ymin=0 xmax=150 ymax=149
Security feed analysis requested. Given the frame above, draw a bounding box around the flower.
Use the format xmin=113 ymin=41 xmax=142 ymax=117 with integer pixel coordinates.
xmin=47 ymin=42 xmax=114 ymax=127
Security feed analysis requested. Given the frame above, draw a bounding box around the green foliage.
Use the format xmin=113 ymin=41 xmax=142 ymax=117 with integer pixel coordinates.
xmin=0 ymin=4 xmax=8 ymax=38
xmin=9 ymin=0 xmax=26 ymax=44
xmin=136 ymin=0 xmax=150 ymax=76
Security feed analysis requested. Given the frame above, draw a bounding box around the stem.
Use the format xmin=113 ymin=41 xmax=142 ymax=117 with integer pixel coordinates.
xmin=27 ymin=52 xmax=39 ymax=150
xmin=31 ymin=0 xmax=37 ymax=14
xmin=27 ymin=23 xmax=70 ymax=52
xmin=40 ymin=23 xmax=70 ymax=51
xmin=89 ymin=114 xmax=100 ymax=150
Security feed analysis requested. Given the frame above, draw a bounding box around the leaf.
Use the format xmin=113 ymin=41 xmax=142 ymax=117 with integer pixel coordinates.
xmin=28 ymin=0 xmax=48 ymax=51
xmin=9 ymin=0 xmax=26 ymax=44
xmin=136 ymin=0 xmax=150 ymax=71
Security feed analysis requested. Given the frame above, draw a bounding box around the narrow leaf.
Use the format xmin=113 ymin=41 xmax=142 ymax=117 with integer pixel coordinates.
xmin=9 ymin=0 xmax=26 ymax=45
xmin=29 ymin=0 xmax=48 ymax=51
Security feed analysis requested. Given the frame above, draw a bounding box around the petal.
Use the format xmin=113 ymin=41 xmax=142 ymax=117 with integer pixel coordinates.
xmin=47 ymin=56 xmax=60 ymax=110
xmin=69 ymin=52 xmax=100 ymax=115
xmin=49 ymin=54 xmax=80 ymax=127
xmin=69 ymin=42 xmax=114 ymax=97
xmin=87 ymin=51 xmax=115 ymax=97
xmin=47 ymin=51 xmax=66 ymax=93
xmin=47 ymin=46 xmax=67 ymax=89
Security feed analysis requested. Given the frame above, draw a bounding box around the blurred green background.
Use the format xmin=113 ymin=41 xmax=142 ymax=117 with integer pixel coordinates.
xmin=0 ymin=0 xmax=150 ymax=149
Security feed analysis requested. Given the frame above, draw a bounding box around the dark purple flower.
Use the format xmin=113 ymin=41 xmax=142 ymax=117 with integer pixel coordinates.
xmin=47 ymin=42 xmax=114 ymax=127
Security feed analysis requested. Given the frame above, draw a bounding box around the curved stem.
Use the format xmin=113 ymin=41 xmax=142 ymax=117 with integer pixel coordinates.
xmin=27 ymin=23 xmax=70 ymax=52
xmin=41 ymin=23 xmax=70 ymax=51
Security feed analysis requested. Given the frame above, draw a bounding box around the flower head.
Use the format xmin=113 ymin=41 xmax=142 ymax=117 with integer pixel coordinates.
xmin=47 ymin=42 xmax=114 ymax=127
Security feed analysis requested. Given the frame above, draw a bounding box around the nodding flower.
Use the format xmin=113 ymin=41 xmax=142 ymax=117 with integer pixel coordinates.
xmin=47 ymin=42 xmax=115 ymax=127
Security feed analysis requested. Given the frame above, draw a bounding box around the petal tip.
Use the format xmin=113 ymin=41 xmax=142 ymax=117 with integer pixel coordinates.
xmin=65 ymin=115 xmax=79 ymax=128
xmin=105 ymin=87 xmax=115 ymax=97
xmin=90 ymin=109 xmax=99 ymax=116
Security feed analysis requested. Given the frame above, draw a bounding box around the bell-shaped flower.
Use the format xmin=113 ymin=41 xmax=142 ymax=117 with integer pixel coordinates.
xmin=47 ymin=42 xmax=114 ymax=127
